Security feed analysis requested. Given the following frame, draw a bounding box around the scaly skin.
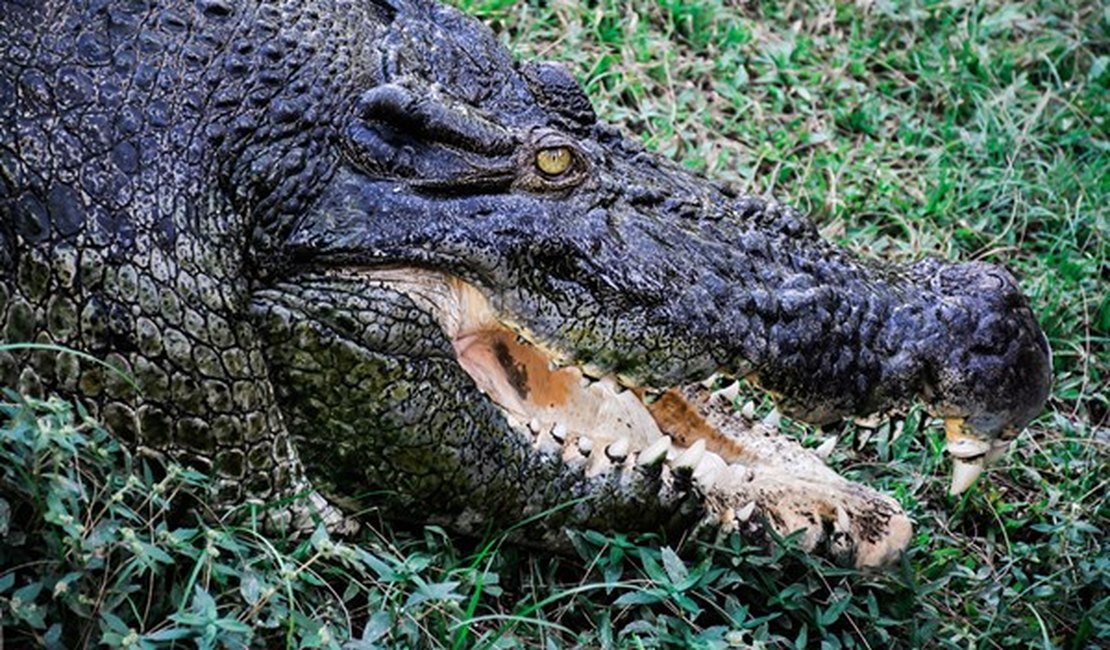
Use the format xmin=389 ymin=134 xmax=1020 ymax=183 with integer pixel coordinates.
xmin=0 ymin=0 xmax=1050 ymax=566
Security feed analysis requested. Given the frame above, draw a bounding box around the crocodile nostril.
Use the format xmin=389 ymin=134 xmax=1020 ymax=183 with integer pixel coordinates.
xmin=976 ymin=270 xmax=1006 ymax=292
xmin=928 ymin=261 xmax=1018 ymax=301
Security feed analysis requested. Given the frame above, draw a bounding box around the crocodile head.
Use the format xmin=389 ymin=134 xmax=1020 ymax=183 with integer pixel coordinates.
xmin=248 ymin=0 xmax=1050 ymax=565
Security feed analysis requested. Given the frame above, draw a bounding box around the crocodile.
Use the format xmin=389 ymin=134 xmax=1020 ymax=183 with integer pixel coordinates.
xmin=0 ymin=0 xmax=1051 ymax=568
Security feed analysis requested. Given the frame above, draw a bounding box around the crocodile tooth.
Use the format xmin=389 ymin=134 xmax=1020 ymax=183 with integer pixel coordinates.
xmin=637 ymin=436 xmax=671 ymax=466
xmin=761 ymin=408 xmax=781 ymax=429
xmin=615 ymin=373 xmax=638 ymax=390
xmin=853 ymin=413 xmax=885 ymax=428
xmin=561 ymin=435 xmax=583 ymax=463
xmin=986 ymin=440 xmax=1009 ymax=465
xmin=605 ymin=437 xmax=629 ymax=461
xmin=692 ymin=454 xmax=727 ymax=490
xmin=711 ymin=380 xmax=740 ymax=403
xmin=735 ymin=501 xmax=757 ymax=522
xmin=949 ymin=457 xmax=984 ymax=495
xmin=741 ymin=401 xmax=756 ymax=419
xmin=595 ymin=376 xmax=620 ymax=395
xmin=577 ymin=436 xmax=593 ymax=456
xmin=699 ymin=372 xmax=721 ymax=388
xmin=581 ymin=364 xmax=606 ymax=380
xmin=672 ymin=439 xmax=706 ymax=470
xmin=835 ymin=504 xmax=851 ymax=532
xmin=528 ymin=418 xmax=541 ymax=434
xmin=534 ymin=430 xmax=561 ymax=455
xmin=551 ymin=422 xmax=567 ymax=443
xmin=814 ymin=436 xmax=837 ymax=459
xmin=586 ymin=449 xmax=612 ymax=477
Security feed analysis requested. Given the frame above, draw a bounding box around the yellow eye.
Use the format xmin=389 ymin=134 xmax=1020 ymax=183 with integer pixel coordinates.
xmin=535 ymin=147 xmax=574 ymax=176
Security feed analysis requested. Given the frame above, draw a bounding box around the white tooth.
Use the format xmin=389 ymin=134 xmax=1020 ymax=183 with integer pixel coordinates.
xmin=853 ymin=413 xmax=884 ymax=428
xmin=595 ymin=376 xmax=620 ymax=394
xmin=735 ymin=501 xmax=757 ymax=522
xmin=986 ymin=440 xmax=1009 ymax=465
xmin=699 ymin=372 xmax=721 ymax=388
xmin=637 ymin=436 xmax=672 ymax=466
xmin=605 ymin=438 xmax=629 ymax=461
xmin=835 ymin=505 xmax=851 ymax=532
xmin=577 ymin=436 xmax=593 ymax=455
xmin=949 ymin=458 xmax=985 ymax=495
xmin=528 ymin=418 xmax=541 ymax=434
xmin=586 ymin=451 xmax=612 ymax=477
xmin=672 ymin=439 xmax=706 ymax=469
xmin=582 ymin=364 xmax=606 ymax=380
xmin=534 ymin=430 xmax=560 ymax=455
xmin=711 ymin=381 xmax=740 ymax=404
xmin=814 ymin=436 xmax=837 ymax=459
xmin=761 ymin=408 xmax=781 ymax=429
xmin=551 ymin=422 xmax=567 ymax=443
xmin=561 ymin=439 xmax=583 ymax=464
xmin=741 ymin=401 xmax=756 ymax=419
xmin=692 ymin=454 xmax=727 ymax=490
xmin=616 ymin=373 xmax=638 ymax=390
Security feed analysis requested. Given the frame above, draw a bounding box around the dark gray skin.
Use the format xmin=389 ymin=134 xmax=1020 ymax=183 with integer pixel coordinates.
xmin=1 ymin=0 xmax=1050 ymax=557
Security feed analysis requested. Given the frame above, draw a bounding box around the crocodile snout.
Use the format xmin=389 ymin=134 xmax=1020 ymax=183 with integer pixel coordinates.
xmin=917 ymin=260 xmax=1052 ymax=493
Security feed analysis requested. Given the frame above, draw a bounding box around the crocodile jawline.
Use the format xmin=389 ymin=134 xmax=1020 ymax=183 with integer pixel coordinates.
xmin=338 ymin=266 xmax=746 ymax=477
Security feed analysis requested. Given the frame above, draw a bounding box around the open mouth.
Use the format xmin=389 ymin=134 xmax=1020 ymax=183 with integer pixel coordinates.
xmin=351 ymin=267 xmax=779 ymax=485
xmin=337 ymin=268 xmax=915 ymax=568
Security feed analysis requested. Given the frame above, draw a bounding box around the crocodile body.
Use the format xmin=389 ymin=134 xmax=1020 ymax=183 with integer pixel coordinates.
xmin=0 ymin=0 xmax=1051 ymax=567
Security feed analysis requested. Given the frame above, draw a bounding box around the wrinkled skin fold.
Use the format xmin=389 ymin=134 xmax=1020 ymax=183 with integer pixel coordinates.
xmin=0 ymin=0 xmax=1050 ymax=568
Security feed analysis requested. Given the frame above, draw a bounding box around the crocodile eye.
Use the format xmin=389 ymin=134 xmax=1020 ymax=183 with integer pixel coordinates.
xmin=535 ymin=147 xmax=573 ymax=176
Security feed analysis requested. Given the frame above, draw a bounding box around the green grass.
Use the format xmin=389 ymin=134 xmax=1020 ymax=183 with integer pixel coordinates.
xmin=1 ymin=0 xmax=1107 ymax=648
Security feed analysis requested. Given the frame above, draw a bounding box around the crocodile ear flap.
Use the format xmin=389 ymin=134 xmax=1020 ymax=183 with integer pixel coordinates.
xmin=519 ymin=61 xmax=597 ymax=134
xmin=344 ymin=81 xmax=518 ymax=191
xmin=353 ymin=83 xmax=516 ymax=156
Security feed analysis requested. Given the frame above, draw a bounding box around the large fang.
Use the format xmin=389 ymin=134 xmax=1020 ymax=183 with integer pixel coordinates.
xmin=605 ymin=438 xmax=629 ymax=461
xmin=735 ymin=501 xmax=757 ymax=522
xmin=672 ymin=439 xmax=706 ymax=470
xmin=692 ymin=454 xmax=727 ymax=490
xmin=637 ymin=436 xmax=671 ymax=466
xmin=944 ymin=417 xmax=992 ymax=494
xmin=949 ymin=457 xmax=984 ymax=495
